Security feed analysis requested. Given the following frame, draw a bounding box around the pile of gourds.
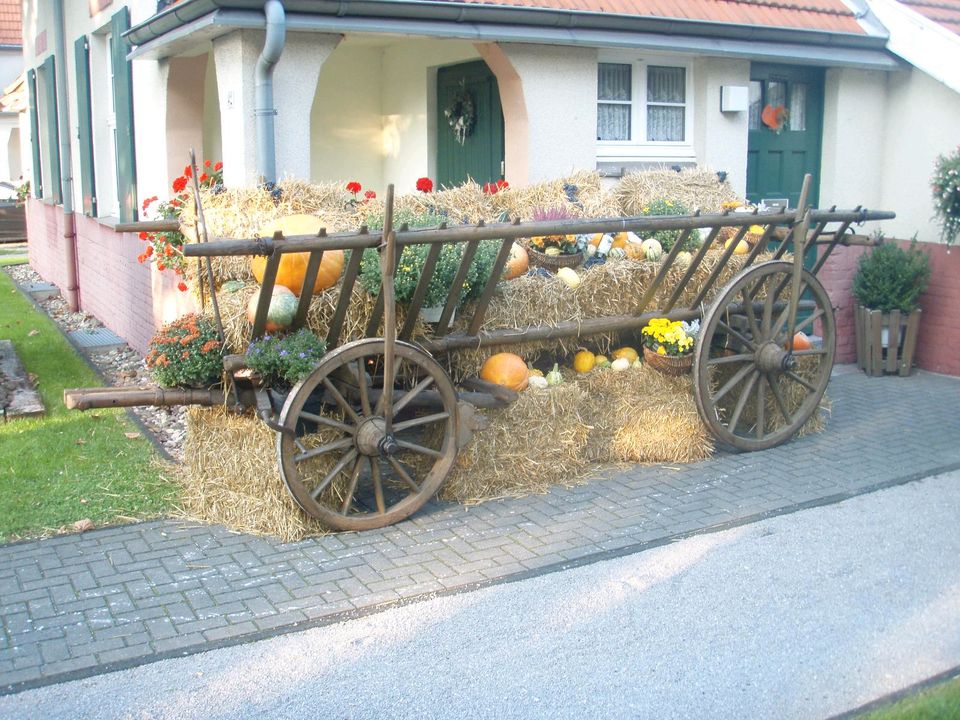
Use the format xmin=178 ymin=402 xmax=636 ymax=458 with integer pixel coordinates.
xmin=479 ymin=344 xmax=643 ymax=393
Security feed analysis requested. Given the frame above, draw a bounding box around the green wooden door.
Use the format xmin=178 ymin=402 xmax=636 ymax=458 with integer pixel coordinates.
xmin=437 ymin=61 xmax=504 ymax=188
xmin=746 ymin=64 xmax=824 ymax=210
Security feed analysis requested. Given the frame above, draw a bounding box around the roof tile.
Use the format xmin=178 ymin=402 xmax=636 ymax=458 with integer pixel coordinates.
xmin=899 ymin=0 xmax=960 ymax=35
xmin=0 ymin=0 xmax=21 ymax=46
xmin=446 ymin=0 xmax=867 ymax=33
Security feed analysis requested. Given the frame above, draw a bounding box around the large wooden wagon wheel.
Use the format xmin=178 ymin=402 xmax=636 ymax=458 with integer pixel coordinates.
xmin=277 ymin=338 xmax=458 ymax=531
xmin=693 ymin=260 xmax=836 ymax=451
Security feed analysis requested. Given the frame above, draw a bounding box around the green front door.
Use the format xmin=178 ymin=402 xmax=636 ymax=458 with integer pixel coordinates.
xmin=436 ymin=61 xmax=504 ymax=188
xmin=746 ymin=64 xmax=824 ymax=210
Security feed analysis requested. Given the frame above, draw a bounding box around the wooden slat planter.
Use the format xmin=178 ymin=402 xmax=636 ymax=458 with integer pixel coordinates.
xmin=854 ymin=305 xmax=921 ymax=377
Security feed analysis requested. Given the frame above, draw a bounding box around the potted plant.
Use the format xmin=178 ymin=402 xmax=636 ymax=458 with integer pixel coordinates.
xmin=640 ymin=317 xmax=700 ymax=375
xmin=852 ymin=238 xmax=930 ymax=376
xmin=359 ymin=208 xmax=501 ymax=325
xmin=525 ymin=206 xmax=585 ymax=271
xmin=245 ymin=329 xmax=327 ymax=391
xmin=146 ymin=314 xmax=224 ymax=388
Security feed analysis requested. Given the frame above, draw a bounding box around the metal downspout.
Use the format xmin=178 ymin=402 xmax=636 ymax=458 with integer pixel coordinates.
xmin=255 ymin=0 xmax=285 ymax=184
xmin=52 ymin=0 xmax=79 ymax=311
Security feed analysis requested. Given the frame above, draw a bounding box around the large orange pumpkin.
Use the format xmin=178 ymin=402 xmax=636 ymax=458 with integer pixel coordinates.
xmin=480 ymin=352 xmax=529 ymax=392
xmin=787 ymin=332 xmax=813 ymax=351
xmin=504 ymin=243 xmax=529 ymax=280
xmin=251 ymin=214 xmax=345 ymax=295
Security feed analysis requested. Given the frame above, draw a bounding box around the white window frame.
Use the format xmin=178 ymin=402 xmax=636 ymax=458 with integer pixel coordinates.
xmin=596 ymin=53 xmax=695 ymax=163
xmin=89 ymin=27 xmax=120 ymax=219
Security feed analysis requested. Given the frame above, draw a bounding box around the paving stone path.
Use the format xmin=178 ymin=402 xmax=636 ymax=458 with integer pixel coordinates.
xmin=1 ymin=368 xmax=958 ymax=696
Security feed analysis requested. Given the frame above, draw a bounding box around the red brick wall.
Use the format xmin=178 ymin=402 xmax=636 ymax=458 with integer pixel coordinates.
xmin=25 ymin=202 xmax=196 ymax=356
xmin=818 ymin=241 xmax=960 ymax=376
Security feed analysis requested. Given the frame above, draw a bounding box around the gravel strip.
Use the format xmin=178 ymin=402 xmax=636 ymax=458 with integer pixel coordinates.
xmin=2 ymin=263 xmax=185 ymax=461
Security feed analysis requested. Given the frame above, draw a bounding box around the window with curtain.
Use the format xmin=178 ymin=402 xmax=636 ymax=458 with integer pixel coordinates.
xmin=597 ymin=60 xmax=689 ymax=149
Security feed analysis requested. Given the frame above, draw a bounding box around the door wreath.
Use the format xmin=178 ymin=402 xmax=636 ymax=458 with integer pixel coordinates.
xmin=444 ymin=83 xmax=476 ymax=146
xmin=761 ymin=104 xmax=789 ymax=134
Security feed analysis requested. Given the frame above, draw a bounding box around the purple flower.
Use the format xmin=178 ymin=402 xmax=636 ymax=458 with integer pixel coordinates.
xmin=298 ymin=352 xmax=307 ymax=359
xmin=279 ymin=350 xmax=288 ymax=357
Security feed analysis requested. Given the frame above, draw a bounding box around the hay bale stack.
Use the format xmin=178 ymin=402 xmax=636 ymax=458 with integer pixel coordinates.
xmin=438 ymin=382 xmax=594 ymax=503
xmin=577 ymin=367 xmax=714 ymax=463
xmin=616 ymin=168 xmax=742 ymax=216
xmin=491 ymin=170 xmax=619 ymax=219
xmin=179 ymin=406 xmax=328 ymax=541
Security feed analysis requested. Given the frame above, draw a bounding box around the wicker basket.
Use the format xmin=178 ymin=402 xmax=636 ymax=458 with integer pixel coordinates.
xmin=525 ymin=245 xmax=584 ymax=272
xmin=643 ymin=346 xmax=693 ymax=376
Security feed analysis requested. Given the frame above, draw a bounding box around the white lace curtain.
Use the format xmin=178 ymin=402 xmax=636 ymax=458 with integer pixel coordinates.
xmin=597 ymin=63 xmax=686 ymax=142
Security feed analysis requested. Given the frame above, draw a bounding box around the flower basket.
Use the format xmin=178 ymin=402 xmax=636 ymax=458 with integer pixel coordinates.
xmin=525 ymin=246 xmax=584 ymax=272
xmin=643 ymin=346 xmax=693 ymax=376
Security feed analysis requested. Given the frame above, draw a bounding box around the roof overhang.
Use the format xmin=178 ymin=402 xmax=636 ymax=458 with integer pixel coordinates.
xmin=126 ymin=0 xmax=899 ymax=70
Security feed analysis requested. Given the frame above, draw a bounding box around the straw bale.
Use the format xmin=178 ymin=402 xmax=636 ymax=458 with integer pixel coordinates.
xmin=438 ymin=382 xmax=594 ymax=502
xmin=178 ymin=406 xmax=328 ymax=541
xmin=616 ymin=167 xmax=743 ymax=216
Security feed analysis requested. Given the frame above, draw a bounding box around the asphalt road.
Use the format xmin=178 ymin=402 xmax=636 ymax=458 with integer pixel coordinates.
xmin=3 ymin=471 xmax=959 ymax=720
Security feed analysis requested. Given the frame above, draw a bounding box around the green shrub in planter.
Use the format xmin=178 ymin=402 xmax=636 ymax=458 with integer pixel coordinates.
xmin=852 ymin=239 xmax=930 ymax=313
xmin=245 ymin=329 xmax=327 ymax=387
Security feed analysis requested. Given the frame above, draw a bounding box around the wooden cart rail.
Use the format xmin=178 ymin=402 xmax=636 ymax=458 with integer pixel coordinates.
xmin=181 ymin=206 xmax=892 ymax=353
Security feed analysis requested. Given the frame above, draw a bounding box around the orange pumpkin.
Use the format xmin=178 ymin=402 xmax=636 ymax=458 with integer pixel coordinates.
xmin=624 ymin=241 xmax=645 ymax=260
xmin=611 ymin=232 xmax=629 ymax=250
xmin=787 ymin=332 xmax=813 ymax=351
xmin=480 ymin=352 xmax=529 ymax=392
xmin=252 ymin=214 xmax=344 ymax=295
xmin=504 ymin=243 xmax=529 ymax=280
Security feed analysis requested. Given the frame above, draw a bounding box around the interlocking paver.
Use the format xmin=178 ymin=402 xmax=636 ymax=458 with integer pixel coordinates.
xmin=1 ymin=371 xmax=959 ymax=695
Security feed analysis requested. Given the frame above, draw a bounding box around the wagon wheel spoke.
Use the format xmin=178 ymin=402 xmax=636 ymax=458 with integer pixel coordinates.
xmin=387 ymin=456 xmax=421 ymax=493
xmin=298 ymin=411 xmax=354 ymax=435
xmin=392 ymin=412 xmax=450 ymax=433
xmin=784 ymin=370 xmax=817 ymax=393
xmin=294 ymin=437 xmax=355 ymax=463
xmin=322 ymin=377 xmax=362 ymax=425
xmin=791 ymin=307 xmax=825 ymax=338
xmin=373 ymin=359 xmax=401 ymax=417
xmin=694 ymin=261 xmax=835 ymax=452
xmin=369 ymin=457 xmax=387 ymax=515
xmin=340 ymin=456 xmax=363 ymax=515
xmin=278 ymin=339 xmax=458 ymax=531
xmin=707 ymin=353 xmax=753 ymax=366
xmin=396 ymin=439 xmax=444 ymax=458
xmin=741 ymin=285 xmax=762 ymax=342
xmin=727 ymin=371 xmax=758 ymax=434
xmin=712 ymin=362 xmax=756 ymax=404
xmin=717 ymin=319 xmax=757 ymax=352
xmin=355 ymin=361 xmax=372 ymax=418
xmin=755 ymin=374 xmax=766 ymax=439
xmin=391 ymin=376 xmax=435 ymax=418
xmin=766 ymin=374 xmax=792 ymax=424
xmin=310 ymin=449 xmax=358 ymax=500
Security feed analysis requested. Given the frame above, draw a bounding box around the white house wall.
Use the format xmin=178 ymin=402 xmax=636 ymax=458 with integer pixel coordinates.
xmin=310 ymin=42 xmax=384 ymax=188
xmin=380 ymin=39 xmax=480 ymax=190
xmin=203 ymin=54 xmax=222 ymax=163
xmin=693 ymin=57 xmax=750 ymax=197
xmin=878 ymin=68 xmax=960 ymax=242
xmin=820 ymin=67 xmax=886 ymax=213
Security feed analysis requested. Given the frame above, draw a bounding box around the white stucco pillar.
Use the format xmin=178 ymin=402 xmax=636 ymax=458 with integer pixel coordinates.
xmin=164 ymin=55 xmax=208 ymax=183
xmin=274 ymin=32 xmax=340 ymax=181
xmin=693 ymin=58 xmax=750 ymax=197
xmin=483 ymin=43 xmax=597 ymax=185
xmin=820 ymin=67 xmax=887 ymax=210
xmin=213 ymin=30 xmax=261 ymax=187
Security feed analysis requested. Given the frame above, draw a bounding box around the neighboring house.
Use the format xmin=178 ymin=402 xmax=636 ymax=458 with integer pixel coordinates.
xmin=0 ymin=0 xmax=22 ymax=199
xmin=18 ymin=0 xmax=960 ymax=373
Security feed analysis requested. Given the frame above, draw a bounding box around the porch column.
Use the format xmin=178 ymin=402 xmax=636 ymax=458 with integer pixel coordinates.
xmin=213 ymin=30 xmax=261 ymax=187
xmin=273 ymin=33 xmax=340 ymax=181
xmin=164 ymin=55 xmax=208 ymax=182
xmin=478 ymin=43 xmax=597 ymax=184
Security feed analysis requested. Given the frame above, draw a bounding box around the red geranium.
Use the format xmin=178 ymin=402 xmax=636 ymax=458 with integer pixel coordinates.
xmin=172 ymin=176 xmax=188 ymax=193
xmin=177 ymin=281 xmax=188 ymax=292
xmin=364 ymin=190 xmax=377 ymax=200
xmin=346 ymin=181 xmax=362 ymax=195
xmin=183 ymin=164 xmax=192 ymax=178
xmin=483 ymin=180 xmax=508 ymax=194
xmin=416 ymin=177 xmax=433 ymax=193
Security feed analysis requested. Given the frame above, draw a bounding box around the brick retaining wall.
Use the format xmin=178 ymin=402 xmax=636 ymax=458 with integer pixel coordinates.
xmin=25 ymin=201 xmax=195 ymax=355
xmin=819 ymin=240 xmax=959 ymax=376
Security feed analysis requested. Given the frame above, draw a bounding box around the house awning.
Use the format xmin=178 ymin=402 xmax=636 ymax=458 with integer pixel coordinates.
xmin=125 ymin=0 xmax=899 ymax=70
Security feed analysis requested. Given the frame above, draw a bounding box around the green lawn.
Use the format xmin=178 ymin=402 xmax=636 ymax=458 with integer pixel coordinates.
xmin=857 ymin=675 xmax=960 ymax=719
xmin=0 ymin=270 xmax=176 ymax=541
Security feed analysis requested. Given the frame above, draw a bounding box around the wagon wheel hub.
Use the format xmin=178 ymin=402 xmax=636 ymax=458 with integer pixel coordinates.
xmin=356 ymin=417 xmax=388 ymax=456
xmin=755 ymin=341 xmax=795 ymax=373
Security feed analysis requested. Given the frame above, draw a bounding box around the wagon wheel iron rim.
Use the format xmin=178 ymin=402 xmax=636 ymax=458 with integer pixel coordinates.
xmin=693 ymin=260 xmax=835 ymax=451
xmin=277 ymin=338 xmax=458 ymax=531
